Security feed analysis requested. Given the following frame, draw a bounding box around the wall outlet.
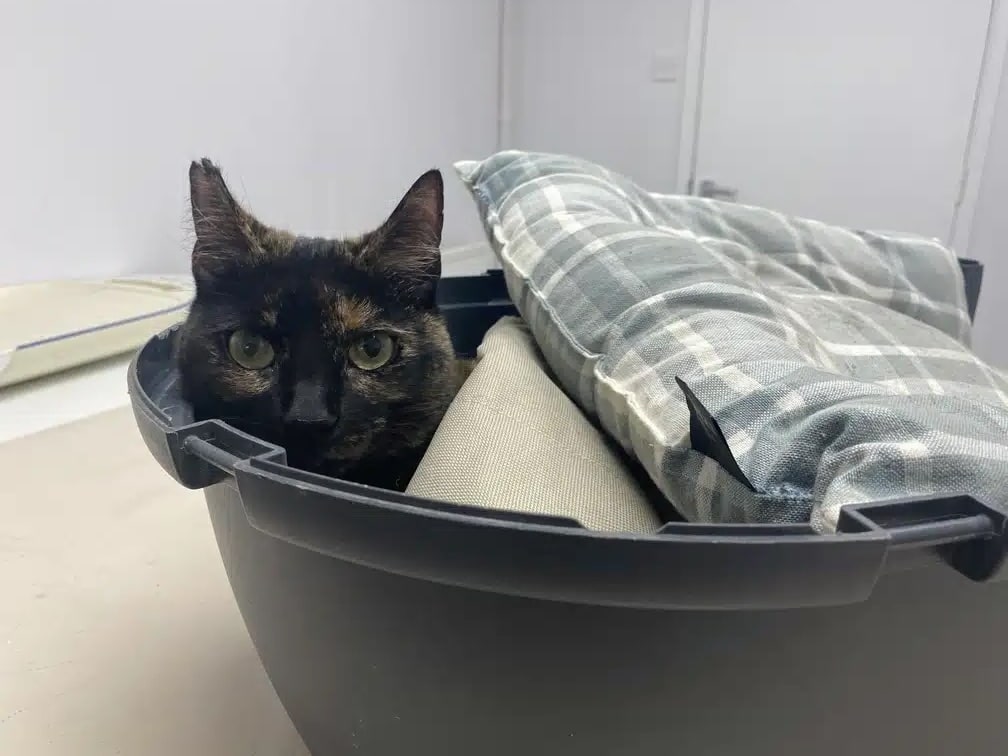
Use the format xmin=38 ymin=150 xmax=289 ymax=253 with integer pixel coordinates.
xmin=650 ymin=50 xmax=679 ymax=82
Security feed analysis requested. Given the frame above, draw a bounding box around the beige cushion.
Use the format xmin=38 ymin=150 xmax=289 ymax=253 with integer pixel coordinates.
xmin=407 ymin=317 xmax=660 ymax=533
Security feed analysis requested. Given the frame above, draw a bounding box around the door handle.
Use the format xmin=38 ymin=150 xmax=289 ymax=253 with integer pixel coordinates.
xmin=698 ymin=179 xmax=738 ymax=201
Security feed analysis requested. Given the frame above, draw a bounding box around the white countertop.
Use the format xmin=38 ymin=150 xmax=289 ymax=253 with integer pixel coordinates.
xmin=0 ymin=354 xmax=133 ymax=443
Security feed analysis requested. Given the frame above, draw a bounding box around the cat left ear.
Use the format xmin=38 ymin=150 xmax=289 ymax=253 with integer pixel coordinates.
xmin=366 ymin=169 xmax=444 ymax=305
xmin=189 ymin=158 xmax=255 ymax=282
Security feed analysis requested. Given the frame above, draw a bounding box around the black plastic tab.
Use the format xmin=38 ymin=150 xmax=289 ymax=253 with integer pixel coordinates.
xmin=675 ymin=377 xmax=755 ymax=490
xmin=958 ymin=257 xmax=983 ymax=321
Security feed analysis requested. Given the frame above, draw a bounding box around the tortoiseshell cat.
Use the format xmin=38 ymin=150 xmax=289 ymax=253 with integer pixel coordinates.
xmin=176 ymin=159 xmax=463 ymax=490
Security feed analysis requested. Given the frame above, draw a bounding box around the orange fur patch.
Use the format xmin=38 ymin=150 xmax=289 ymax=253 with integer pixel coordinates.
xmin=330 ymin=294 xmax=380 ymax=333
xmin=218 ymin=365 xmax=273 ymax=396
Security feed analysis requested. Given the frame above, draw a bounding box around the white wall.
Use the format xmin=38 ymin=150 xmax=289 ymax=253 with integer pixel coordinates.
xmin=967 ymin=51 xmax=1008 ymax=368
xmin=690 ymin=0 xmax=989 ymax=242
xmin=504 ymin=0 xmax=691 ymax=193
xmin=4 ymin=0 xmax=1003 ymax=363
xmin=0 ymin=0 xmax=500 ymax=283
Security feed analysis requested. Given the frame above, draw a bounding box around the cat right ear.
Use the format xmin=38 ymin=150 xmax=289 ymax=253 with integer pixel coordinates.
xmin=361 ymin=169 xmax=444 ymax=306
xmin=189 ymin=158 xmax=251 ymax=280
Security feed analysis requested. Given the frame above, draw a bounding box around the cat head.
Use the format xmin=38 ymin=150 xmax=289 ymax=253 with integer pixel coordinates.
xmin=176 ymin=159 xmax=457 ymax=485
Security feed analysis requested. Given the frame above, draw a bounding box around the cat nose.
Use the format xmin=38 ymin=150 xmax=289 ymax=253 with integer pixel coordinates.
xmin=285 ymin=380 xmax=338 ymax=427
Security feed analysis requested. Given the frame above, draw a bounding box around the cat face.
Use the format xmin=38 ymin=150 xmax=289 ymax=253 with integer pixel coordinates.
xmin=176 ymin=159 xmax=458 ymax=485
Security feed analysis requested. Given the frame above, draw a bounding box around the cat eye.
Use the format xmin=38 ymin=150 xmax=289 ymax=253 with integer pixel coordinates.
xmin=347 ymin=332 xmax=395 ymax=370
xmin=227 ymin=329 xmax=275 ymax=370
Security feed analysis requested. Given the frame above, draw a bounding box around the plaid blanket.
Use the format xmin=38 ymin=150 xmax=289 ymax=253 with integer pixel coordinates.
xmin=456 ymin=151 xmax=1008 ymax=531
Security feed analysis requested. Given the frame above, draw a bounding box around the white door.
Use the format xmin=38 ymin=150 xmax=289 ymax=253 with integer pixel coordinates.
xmin=685 ymin=0 xmax=992 ymax=241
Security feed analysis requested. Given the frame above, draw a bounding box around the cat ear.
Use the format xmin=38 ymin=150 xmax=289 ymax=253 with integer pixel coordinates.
xmin=189 ymin=158 xmax=253 ymax=280
xmin=365 ymin=169 xmax=444 ymax=304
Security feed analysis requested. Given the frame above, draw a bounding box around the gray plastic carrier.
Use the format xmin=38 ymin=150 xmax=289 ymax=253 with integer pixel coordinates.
xmin=128 ymin=261 xmax=1008 ymax=756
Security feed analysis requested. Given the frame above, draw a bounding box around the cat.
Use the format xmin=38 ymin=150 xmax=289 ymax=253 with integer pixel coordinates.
xmin=176 ymin=159 xmax=465 ymax=491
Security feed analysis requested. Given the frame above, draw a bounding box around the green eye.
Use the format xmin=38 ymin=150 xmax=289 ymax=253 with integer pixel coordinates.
xmin=348 ymin=332 xmax=395 ymax=370
xmin=227 ymin=329 xmax=275 ymax=370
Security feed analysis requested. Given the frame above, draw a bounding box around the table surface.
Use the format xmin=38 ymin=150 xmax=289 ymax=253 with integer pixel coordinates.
xmin=0 ymin=363 xmax=309 ymax=755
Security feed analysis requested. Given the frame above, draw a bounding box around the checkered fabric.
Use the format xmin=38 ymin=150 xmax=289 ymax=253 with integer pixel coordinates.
xmin=455 ymin=151 xmax=1008 ymax=531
